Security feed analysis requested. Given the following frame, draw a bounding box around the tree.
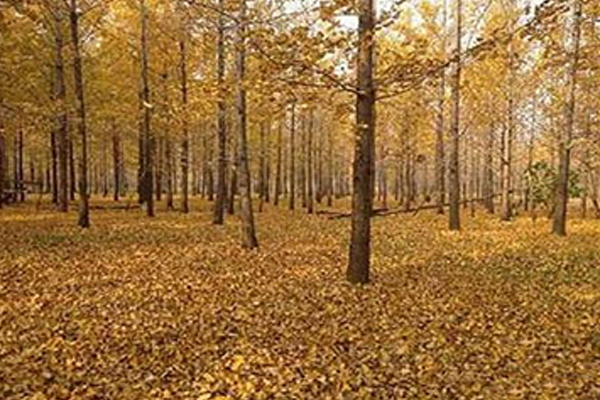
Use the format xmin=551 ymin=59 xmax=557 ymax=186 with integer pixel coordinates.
xmin=347 ymin=0 xmax=376 ymax=284
xmin=448 ymin=0 xmax=462 ymax=231
xmin=69 ymin=0 xmax=89 ymax=228
xmin=235 ymin=0 xmax=258 ymax=249
xmin=552 ymin=0 xmax=581 ymax=236
xmin=213 ymin=0 xmax=227 ymax=225
xmin=179 ymin=1 xmax=190 ymax=214
xmin=140 ymin=0 xmax=154 ymax=217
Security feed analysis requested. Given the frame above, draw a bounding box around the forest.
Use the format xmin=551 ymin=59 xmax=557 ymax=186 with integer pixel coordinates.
xmin=1 ymin=0 xmax=600 ymax=397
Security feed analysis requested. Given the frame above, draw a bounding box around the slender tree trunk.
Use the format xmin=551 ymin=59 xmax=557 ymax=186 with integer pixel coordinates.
xmin=501 ymin=26 xmax=516 ymax=221
xmin=52 ymin=12 xmax=70 ymax=211
xmin=483 ymin=123 xmax=495 ymax=213
xmin=166 ymin=137 xmax=174 ymax=210
xmin=213 ymin=0 xmax=227 ymax=224
xmin=0 ymin=126 xmax=4 ymax=208
xmin=113 ymin=128 xmax=120 ymax=202
xmin=553 ymin=0 xmax=581 ymax=236
xmin=307 ymin=109 xmax=314 ymax=214
xmin=69 ymin=0 xmax=90 ymax=227
xmin=50 ymin=130 xmax=58 ymax=203
xmin=448 ymin=0 xmax=462 ymax=231
xmin=179 ymin=21 xmax=190 ymax=213
xmin=435 ymin=0 xmax=447 ymax=215
xmin=235 ymin=0 xmax=258 ymax=249
xmin=156 ymin=136 xmax=163 ymax=201
xmin=347 ymin=0 xmax=375 ymax=284
xmin=258 ymin=121 xmax=266 ymax=212
xmin=140 ymin=0 xmax=154 ymax=217
xmin=228 ymin=137 xmax=237 ymax=215
xmin=327 ymin=125 xmax=334 ymax=207
xmin=289 ymin=102 xmax=296 ymax=210
xmin=274 ymin=119 xmax=282 ymax=205
xmin=17 ymin=129 xmax=24 ymax=202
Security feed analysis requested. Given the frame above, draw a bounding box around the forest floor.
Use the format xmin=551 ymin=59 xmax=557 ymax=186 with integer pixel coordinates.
xmin=1 ymin=198 xmax=600 ymax=399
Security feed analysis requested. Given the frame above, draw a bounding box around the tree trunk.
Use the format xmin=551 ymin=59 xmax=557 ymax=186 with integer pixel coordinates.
xmin=274 ymin=119 xmax=282 ymax=205
xmin=347 ymin=0 xmax=375 ymax=284
xmin=307 ymin=109 xmax=314 ymax=214
xmin=69 ymin=0 xmax=90 ymax=227
xmin=258 ymin=121 xmax=266 ymax=212
xmin=166 ymin=137 xmax=174 ymax=210
xmin=235 ymin=0 xmax=258 ymax=249
xmin=289 ymin=102 xmax=296 ymax=210
xmin=448 ymin=0 xmax=462 ymax=231
xmin=179 ymin=21 xmax=190 ymax=214
xmin=552 ymin=0 xmax=581 ymax=236
xmin=140 ymin=0 xmax=154 ymax=217
xmin=51 ymin=130 xmax=58 ymax=203
xmin=483 ymin=123 xmax=495 ymax=213
xmin=501 ymin=26 xmax=516 ymax=221
xmin=327 ymin=125 xmax=334 ymax=207
xmin=0 ymin=126 xmax=4 ymax=209
xmin=213 ymin=0 xmax=227 ymax=224
xmin=112 ymin=129 xmax=120 ymax=202
xmin=18 ymin=129 xmax=24 ymax=202
xmin=435 ymin=0 xmax=447 ymax=215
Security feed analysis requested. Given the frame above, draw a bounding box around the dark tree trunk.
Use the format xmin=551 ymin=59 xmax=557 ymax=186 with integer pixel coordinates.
xmin=69 ymin=0 xmax=90 ymax=227
xmin=258 ymin=121 xmax=266 ymax=212
xmin=235 ymin=0 xmax=258 ymax=249
xmin=140 ymin=0 xmax=154 ymax=217
xmin=307 ymin=109 xmax=314 ymax=214
xmin=113 ymin=129 xmax=121 ymax=202
xmin=18 ymin=129 xmax=24 ymax=202
xmin=289 ymin=102 xmax=296 ymax=210
xmin=483 ymin=124 xmax=495 ymax=213
xmin=347 ymin=0 xmax=375 ymax=284
xmin=327 ymin=126 xmax=333 ymax=207
xmin=553 ymin=0 xmax=581 ymax=236
xmin=448 ymin=0 xmax=462 ymax=231
xmin=274 ymin=119 xmax=282 ymax=206
xmin=179 ymin=23 xmax=190 ymax=214
xmin=156 ymin=135 xmax=163 ymax=201
xmin=166 ymin=137 xmax=174 ymax=210
xmin=213 ymin=0 xmax=227 ymax=224
xmin=51 ymin=130 xmax=58 ymax=203
xmin=0 ymin=127 xmax=4 ymax=209
xmin=52 ymin=11 xmax=70 ymax=212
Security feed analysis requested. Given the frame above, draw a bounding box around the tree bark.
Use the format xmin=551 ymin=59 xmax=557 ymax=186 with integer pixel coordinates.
xmin=435 ymin=0 xmax=447 ymax=215
xmin=140 ymin=0 xmax=154 ymax=217
xmin=552 ymin=0 xmax=581 ymax=236
xmin=289 ymin=102 xmax=296 ymax=210
xmin=235 ymin=0 xmax=258 ymax=249
xmin=448 ymin=0 xmax=462 ymax=231
xmin=306 ymin=109 xmax=314 ymax=214
xmin=213 ymin=0 xmax=227 ymax=224
xmin=274 ymin=119 xmax=282 ymax=205
xmin=69 ymin=0 xmax=90 ymax=227
xmin=501 ymin=24 xmax=516 ymax=221
xmin=347 ymin=0 xmax=375 ymax=284
xmin=0 ymin=125 xmax=4 ymax=208
xmin=179 ymin=16 xmax=190 ymax=213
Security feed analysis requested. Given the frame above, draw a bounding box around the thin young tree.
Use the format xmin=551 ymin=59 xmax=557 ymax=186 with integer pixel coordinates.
xmin=140 ymin=0 xmax=154 ymax=217
xmin=448 ymin=0 xmax=462 ymax=231
xmin=68 ymin=0 xmax=89 ymax=227
xmin=179 ymin=2 xmax=190 ymax=214
xmin=213 ymin=0 xmax=227 ymax=224
xmin=235 ymin=0 xmax=258 ymax=249
xmin=435 ymin=0 xmax=447 ymax=215
xmin=552 ymin=0 xmax=581 ymax=236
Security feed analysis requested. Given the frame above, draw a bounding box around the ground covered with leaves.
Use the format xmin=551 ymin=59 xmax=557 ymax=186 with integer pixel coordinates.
xmin=1 ymin=199 xmax=599 ymax=399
